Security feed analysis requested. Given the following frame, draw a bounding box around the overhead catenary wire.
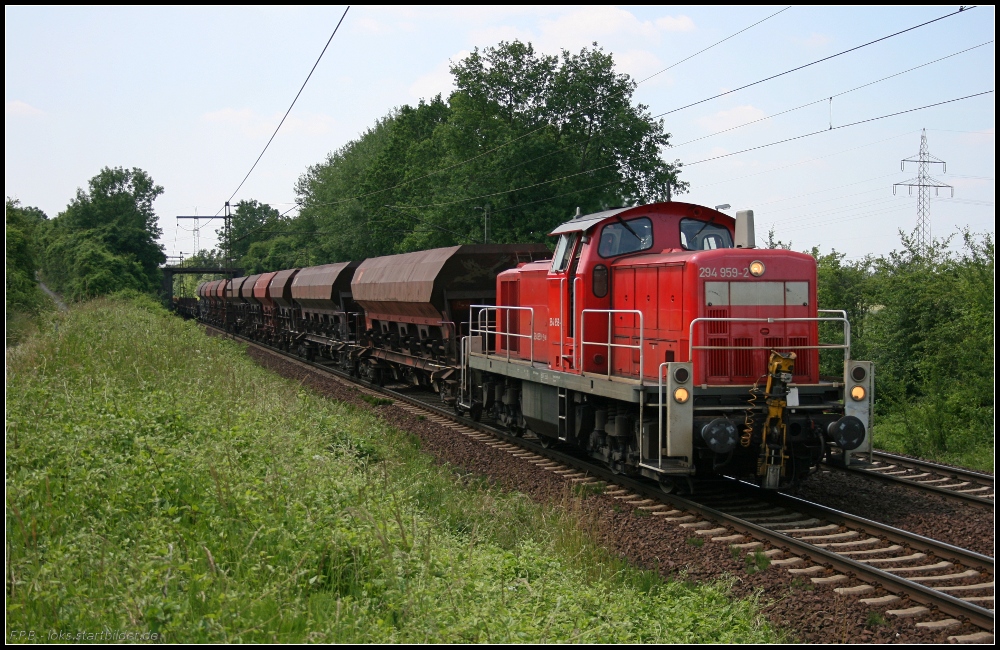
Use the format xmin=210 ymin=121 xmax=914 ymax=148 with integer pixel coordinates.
xmin=220 ymin=6 xmax=350 ymax=213
xmin=292 ymin=7 xmax=789 ymax=213
xmin=652 ymin=6 xmax=978 ymax=119
xmin=384 ymin=91 xmax=992 ymax=209
xmin=667 ymin=40 xmax=994 ymax=150
xmin=685 ymin=90 xmax=994 ymax=167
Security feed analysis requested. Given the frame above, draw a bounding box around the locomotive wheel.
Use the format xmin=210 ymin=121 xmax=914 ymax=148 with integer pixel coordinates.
xmin=538 ymin=436 xmax=555 ymax=449
xmin=657 ymin=476 xmax=676 ymax=494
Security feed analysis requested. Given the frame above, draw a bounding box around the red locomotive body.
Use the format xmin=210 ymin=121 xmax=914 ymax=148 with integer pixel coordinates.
xmin=467 ymin=202 xmax=870 ymax=490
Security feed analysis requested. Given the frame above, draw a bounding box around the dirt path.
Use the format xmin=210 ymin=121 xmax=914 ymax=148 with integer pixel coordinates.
xmin=36 ymin=273 xmax=67 ymax=311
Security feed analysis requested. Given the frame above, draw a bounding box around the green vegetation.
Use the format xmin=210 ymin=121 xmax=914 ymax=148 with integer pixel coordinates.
xmin=5 ymin=198 xmax=54 ymax=345
xmin=865 ymin=611 xmax=887 ymax=627
xmin=744 ymin=551 xmax=770 ymax=575
xmin=360 ymin=394 xmax=394 ymax=407
xmin=220 ymin=41 xmax=687 ymax=273
xmin=6 ymin=297 xmax=780 ymax=643
xmin=686 ymin=537 xmax=705 ymax=548
xmin=813 ymin=231 xmax=994 ymax=470
xmin=40 ymin=166 xmax=166 ymax=301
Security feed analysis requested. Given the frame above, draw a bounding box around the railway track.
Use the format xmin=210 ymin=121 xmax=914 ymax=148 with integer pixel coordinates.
xmin=828 ymin=452 xmax=995 ymax=509
xmin=206 ymin=325 xmax=994 ymax=639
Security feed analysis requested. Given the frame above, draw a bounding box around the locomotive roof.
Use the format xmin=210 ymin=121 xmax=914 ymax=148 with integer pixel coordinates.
xmin=549 ymin=206 xmax=634 ymax=235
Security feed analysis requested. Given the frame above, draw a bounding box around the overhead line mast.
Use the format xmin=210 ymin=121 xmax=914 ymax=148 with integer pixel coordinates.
xmin=893 ymin=129 xmax=953 ymax=252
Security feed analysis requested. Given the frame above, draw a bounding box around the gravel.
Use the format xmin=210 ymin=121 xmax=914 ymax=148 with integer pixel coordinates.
xmin=796 ymin=469 xmax=994 ymax=557
xmin=237 ymin=338 xmax=993 ymax=644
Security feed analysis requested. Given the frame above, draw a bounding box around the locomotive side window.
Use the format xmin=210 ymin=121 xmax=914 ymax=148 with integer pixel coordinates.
xmin=592 ymin=264 xmax=608 ymax=298
xmin=551 ymin=233 xmax=579 ymax=272
xmin=680 ymin=218 xmax=734 ymax=251
xmin=598 ymin=217 xmax=653 ymax=258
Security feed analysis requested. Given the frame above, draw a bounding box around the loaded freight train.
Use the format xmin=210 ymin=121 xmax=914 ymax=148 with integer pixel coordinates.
xmin=186 ymin=202 xmax=873 ymax=492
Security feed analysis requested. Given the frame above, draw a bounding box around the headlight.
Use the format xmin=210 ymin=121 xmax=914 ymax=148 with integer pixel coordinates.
xmin=749 ymin=261 xmax=765 ymax=277
xmin=673 ymin=387 xmax=690 ymax=404
xmin=850 ymin=385 xmax=866 ymax=401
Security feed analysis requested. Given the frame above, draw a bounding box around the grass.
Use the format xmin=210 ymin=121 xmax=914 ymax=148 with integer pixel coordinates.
xmin=744 ymin=551 xmax=771 ymax=575
xmin=360 ymin=394 xmax=393 ymax=407
xmin=686 ymin=537 xmax=704 ymax=548
xmin=872 ymin=407 xmax=994 ymax=472
xmin=865 ymin=611 xmax=886 ymax=627
xmin=6 ymin=296 xmax=783 ymax=643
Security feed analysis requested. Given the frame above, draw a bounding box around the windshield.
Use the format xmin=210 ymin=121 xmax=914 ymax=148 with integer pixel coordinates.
xmin=680 ymin=218 xmax=734 ymax=251
xmin=598 ymin=217 xmax=653 ymax=258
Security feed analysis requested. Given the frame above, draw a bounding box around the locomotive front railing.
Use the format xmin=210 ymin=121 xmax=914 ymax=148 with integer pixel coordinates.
xmin=578 ymin=309 xmax=644 ymax=382
xmin=688 ymin=314 xmax=851 ymax=380
xmin=469 ymin=305 xmax=535 ymax=364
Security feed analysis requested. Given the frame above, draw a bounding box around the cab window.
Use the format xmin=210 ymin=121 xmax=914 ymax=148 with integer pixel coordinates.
xmin=598 ymin=217 xmax=653 ymax=258
xmin=551 ymin=233 xmax=579 ymax=272
xmin=680 ymin=218 xmax=734 ymax=251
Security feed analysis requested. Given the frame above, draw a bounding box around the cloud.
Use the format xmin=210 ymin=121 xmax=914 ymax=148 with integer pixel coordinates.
xmin=696 ymin=105 xmax=768 ymax=133
xmin=537 ymin=7 xmax=695 ymax=51
xmin=6 ymin=100 xmax=42 ymax=117
xmin=655 ymin=15 xmax=696 ymax=32
xmin=796 ymin=33 xmax=832 ymax=47
xmin=201 ymin=108 xmax=336 ymax=138
xmin=409 ymin=50 xmax=469 ymax=101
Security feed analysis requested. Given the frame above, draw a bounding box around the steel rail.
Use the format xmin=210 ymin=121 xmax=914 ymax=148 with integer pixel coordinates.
xmin=825 ymin=451 xmax=995 ymax=510
xmin=202 ymin=323 xmax=994 ymax=631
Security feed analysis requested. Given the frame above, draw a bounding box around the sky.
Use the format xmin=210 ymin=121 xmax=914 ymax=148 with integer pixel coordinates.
xmin=5 ymin=5 xmax=995 ymax=262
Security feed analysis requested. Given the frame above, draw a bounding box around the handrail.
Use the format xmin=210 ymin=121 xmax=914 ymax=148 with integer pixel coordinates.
xmin=688 ymin=316 xmax=851 ymax=362
xmin=469 ymin=304 xmax=535 ymax=364
xmin=573 ymin=276 xmax=583 ymax=369
xmin=579 ymin=309 xmax=644 ymax=382
xmin=559 ymin=277 xmax=566 ymax=366
xmin=646 ymin=361 xmax=669 ymax=471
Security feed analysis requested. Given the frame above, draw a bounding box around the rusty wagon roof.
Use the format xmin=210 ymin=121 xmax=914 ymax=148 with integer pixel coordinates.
xmin=352 ymin=244 xmax=547 ymax=304
xmin=241 ymin=274 xmax=262 ymax=302
xmin=226 ymin=277 xmax=248 ymax=300
xmin=291 ymin=262 xmax=356 ymax=301
xmin=269 ymin=268 xmax=300 ymax=307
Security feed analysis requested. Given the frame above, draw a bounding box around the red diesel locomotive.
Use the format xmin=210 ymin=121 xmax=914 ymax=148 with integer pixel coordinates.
xmin=193 ymin=201 xmax=873 ymax=491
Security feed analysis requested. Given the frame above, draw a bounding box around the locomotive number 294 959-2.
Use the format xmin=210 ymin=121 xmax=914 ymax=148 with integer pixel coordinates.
xmin=699 ymin=266 xmax=749 ymax=278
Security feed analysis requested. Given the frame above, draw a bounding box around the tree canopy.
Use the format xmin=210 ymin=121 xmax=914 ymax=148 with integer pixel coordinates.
xmin=41 ymin=166 xmax=166 ymax=299
xmin=236 ymin=41 xmax=686 ymax=271
xmin=5 ymin=198 xmax=48 ymax=313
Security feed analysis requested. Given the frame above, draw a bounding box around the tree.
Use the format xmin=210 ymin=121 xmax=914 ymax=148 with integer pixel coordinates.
xmin=42 ymin=166 xmax=166 ymax=298
xmin=289 ymin=40 xmax=688 ymax=263
xmin=217 ymin=199 xmax=283 ymax=261
xmin=5 ymin=198 xmax=48 ymax=312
